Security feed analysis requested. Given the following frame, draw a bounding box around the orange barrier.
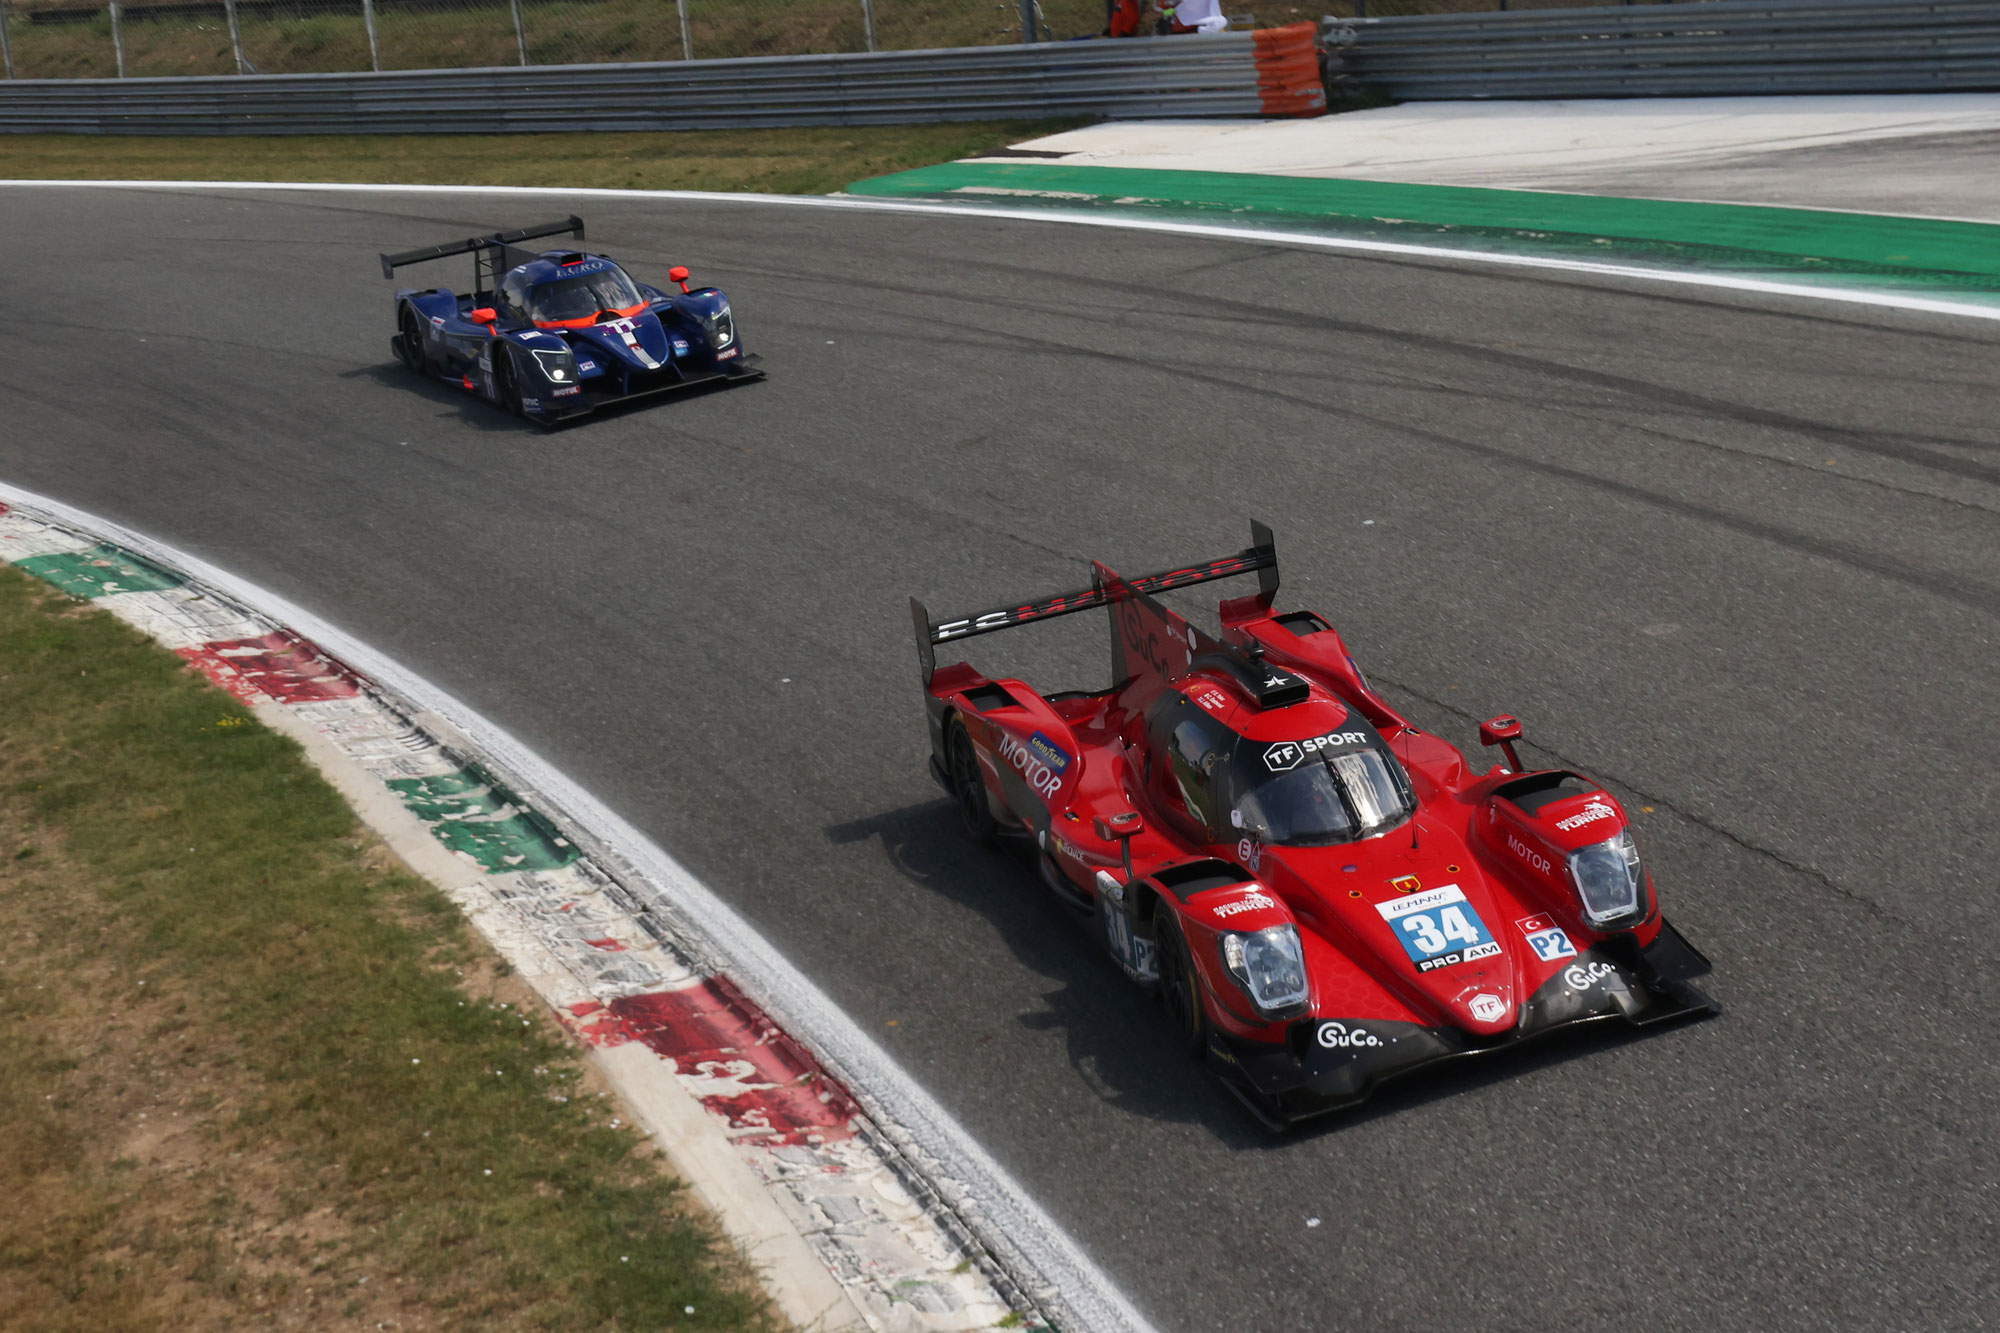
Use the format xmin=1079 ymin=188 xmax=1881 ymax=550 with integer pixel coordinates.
xmin=1253 ymin=21 xmax=1327 ymax=117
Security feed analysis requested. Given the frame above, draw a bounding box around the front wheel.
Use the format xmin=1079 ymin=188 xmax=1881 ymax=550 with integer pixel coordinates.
xmin=493 ymin=351 xmax=524 ymax=417
xmin=1156 ymin=911 xmax=1209 ymax=1059
xmin=945 ymin=720 xmax=997 ymax=845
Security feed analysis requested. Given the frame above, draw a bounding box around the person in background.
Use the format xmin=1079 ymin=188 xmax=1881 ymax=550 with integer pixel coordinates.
xmin=1156 ymin=0 xmax=1231 ymax=33
xmin=1104 ymin=0 xmax=1143 ymax=36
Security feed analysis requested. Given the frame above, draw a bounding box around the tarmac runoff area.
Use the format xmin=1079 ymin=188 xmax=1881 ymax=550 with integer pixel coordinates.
xmin=850 ymin=94 xmax=2000 ymax=309
xmin=976 ymin=95 xmax=2000 ymax=221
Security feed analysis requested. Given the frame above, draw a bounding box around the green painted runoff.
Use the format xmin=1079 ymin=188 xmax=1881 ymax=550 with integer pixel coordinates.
xmin=848 ymin=162 xmax=2000 ymax=297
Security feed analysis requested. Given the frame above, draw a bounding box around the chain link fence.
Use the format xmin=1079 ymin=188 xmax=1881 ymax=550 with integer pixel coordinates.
xmin=0 ymin=0 xmax=1367 ymax=79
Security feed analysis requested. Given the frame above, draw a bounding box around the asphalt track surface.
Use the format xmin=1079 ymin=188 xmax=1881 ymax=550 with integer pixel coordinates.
xmin=3 ymin=184 xmax=1995 ymax=1332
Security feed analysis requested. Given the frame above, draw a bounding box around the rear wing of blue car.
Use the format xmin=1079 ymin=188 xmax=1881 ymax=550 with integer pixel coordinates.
xmin=379 ymin=216 xmax=586 ymax=299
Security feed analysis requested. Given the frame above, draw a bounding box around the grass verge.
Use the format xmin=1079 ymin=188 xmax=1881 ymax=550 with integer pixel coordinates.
xmin=0 ymin=561 xmax=776 ymax=1332
xmin=0 ymin=120 xmax=1086 ymax=194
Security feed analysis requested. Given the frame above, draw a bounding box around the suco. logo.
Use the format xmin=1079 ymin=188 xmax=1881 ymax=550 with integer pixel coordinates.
xmin=1564 ymin=960 xmax=1617 ymax=991
xmin=1317 ymin=1021 xmax=1383 ymax=1050
xmin=996 ymin=732 xmax=1063 ymax=798
xmin=1506 ymin=832 xmax=1552 ymax=874
xmin=1555 ymin=799 xmax=1617 ymax=833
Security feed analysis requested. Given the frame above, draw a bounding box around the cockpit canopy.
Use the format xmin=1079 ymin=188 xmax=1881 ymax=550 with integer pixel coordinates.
xmin=1148 ymin=691 xmax=1414 ymax=847
xmin=1232 ymin=745 xmax=1410 ymax=845
xmin=497 ymin=258 xmax=646 ymax=326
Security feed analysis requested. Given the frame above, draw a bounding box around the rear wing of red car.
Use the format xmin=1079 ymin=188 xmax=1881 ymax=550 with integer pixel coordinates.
xmin=910 ymin=520 xmax=1279 ymax=687
xmin=379 ymin=216 xmax=586 ymax=300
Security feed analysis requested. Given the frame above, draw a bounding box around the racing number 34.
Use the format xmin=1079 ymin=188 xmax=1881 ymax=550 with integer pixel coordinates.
xmin=1401 ymin=906 xmax=1483 ymax=956
xmin=1376 ymin=884 xmax=1500 ymax=974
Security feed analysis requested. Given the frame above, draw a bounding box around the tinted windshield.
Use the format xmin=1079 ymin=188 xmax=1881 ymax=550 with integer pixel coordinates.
xmin=1231 ymin=748 xmax=1413 ymax=846
xmin=529 ymin=265 xmax=644 ymax=323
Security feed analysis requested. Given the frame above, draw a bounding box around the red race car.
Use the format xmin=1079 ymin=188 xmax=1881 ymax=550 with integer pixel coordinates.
xmin=909 ymin=523 xmax=1716 ymax=1126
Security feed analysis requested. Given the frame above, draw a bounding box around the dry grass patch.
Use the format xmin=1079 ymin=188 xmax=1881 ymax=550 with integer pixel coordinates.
xmin=0 ymin=119 xmax=1087 ymax=195
xmin=0 ymin=563 xmax=777 ymax=1332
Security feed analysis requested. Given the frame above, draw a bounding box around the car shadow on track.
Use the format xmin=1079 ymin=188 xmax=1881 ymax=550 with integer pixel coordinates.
xmin=828 ymin=799 xmax=1274 ymax=1147
xmin=342 ymin=362 xmax=536 ymax=434
xmin=830 ymin=800 xmax=1688 ymax=1148
xmin=343 ymin=360 xmax=753 ymax=434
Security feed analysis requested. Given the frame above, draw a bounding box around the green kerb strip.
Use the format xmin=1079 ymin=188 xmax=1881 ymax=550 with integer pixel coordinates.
xmin=847 ymin=163 xmax=2000 ymax=299
xmin=386 ymin=768 xmax=581 ymax=873
xmin=13 ymin=542 xmax=186 ymax=598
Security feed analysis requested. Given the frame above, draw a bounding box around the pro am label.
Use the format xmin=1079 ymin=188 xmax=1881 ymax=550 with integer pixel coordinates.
xmin=1376 ymin=884 xmax=1500 ymax=974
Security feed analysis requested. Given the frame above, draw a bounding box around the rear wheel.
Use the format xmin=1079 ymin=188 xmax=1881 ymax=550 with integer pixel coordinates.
xmin=1155 ymin=911 xmax=1209 ymax=1059
xmin=396 ymin=305 xmax=427 ymax=372
xmin=945 ymin=720 xmax=997 ymax=845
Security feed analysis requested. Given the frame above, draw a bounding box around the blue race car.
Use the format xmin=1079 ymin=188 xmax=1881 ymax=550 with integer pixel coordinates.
xmin=381 ymin=216 xmax=763 ymax=425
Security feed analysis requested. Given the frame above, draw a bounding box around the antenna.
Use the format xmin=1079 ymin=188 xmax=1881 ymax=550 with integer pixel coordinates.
xmin=1400 ymin=723 xmax=1420 ymax=852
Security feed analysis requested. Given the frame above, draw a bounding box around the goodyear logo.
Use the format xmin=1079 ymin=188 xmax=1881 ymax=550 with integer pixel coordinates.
xmin=1027 ymin=732 xmax=1071 ymax=774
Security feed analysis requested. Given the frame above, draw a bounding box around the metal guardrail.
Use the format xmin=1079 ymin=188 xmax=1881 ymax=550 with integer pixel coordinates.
xmin=0 ymin=30 xmax=1326 ymax=131
xmin=1325 ymin=0 xmax=2000 ymax=98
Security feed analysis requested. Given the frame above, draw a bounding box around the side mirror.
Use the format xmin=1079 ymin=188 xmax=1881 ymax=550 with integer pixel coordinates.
xmin=668 ymin=265 xmax=692 ymax=293
xmin=468 ymin=307 xmax=498 ymax=325
xmin=1095 ymin=811 xmax=1144 ymax=842
xmin=1479 ymin=715 xmax=1524 ymax=772
xmin=1095 ymin=810 xmax=1144 ymax=883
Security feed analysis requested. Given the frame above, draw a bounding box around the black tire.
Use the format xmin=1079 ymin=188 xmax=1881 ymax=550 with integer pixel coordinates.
xmin=1155 ymin=911 xmax=1209 ymax=1059
xmin=493 ymin=349 xmax=523 ymax=417
xmin=396 ymin=304 xmax=427 ymax=372
xmin=945 ymin=719 xmax=997 ymax=846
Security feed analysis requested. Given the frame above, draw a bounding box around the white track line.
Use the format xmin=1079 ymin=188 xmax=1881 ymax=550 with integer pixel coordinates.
xmin=0 ymin=480 xmax=1161 ymax=1333
xmin=5 ymin=176 xmax=2000 ymax=322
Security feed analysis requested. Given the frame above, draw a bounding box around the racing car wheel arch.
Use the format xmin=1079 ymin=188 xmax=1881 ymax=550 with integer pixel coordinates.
xmin=942 ymin=713 xmax=999 ymax=845
xmin=490 ymin=343 xmax=526 ymax=417
xmin=1154 ymin=909 xmax=1211 ymax=1058
xmin=395 ymin=302 xmax=431 ymax=373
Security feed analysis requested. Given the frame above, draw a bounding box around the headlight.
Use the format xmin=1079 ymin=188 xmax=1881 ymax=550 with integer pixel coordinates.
xmin=1568 ymin=829 xmax=1644 ymax=927
xmin=530 ymin=347 xmax=577 ymax=383
xmin=709 ymin=304 xmax=734 ymax=349
xmin=1219 ymin=925 xmax=1309 ymax=1016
